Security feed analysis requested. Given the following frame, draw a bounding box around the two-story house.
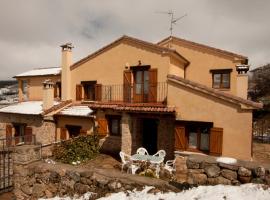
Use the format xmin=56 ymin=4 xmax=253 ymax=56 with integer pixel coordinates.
xmin=0 ymin=35 xmax=262 ymax=160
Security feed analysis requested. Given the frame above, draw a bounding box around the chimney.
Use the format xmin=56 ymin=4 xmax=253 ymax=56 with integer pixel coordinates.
xmin=43 ymin=79 xmax=54 ymax=110
xmin=236 ymin=64 xmax=249 ymax=99
xmin=60 ymin=43 xmax=73 ymax=101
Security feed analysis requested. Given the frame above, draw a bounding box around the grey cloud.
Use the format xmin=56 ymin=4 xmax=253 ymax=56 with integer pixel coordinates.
xmin=0 ymin=0 xmax=269 ymax=79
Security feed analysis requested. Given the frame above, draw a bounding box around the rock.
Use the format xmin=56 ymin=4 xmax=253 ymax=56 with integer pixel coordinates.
xmin=47 ymin=183 xmax=58 ymax=194
xmin=205 ymin=165 xmax=220 ymax=178
xmin=62 ymin=179 xmax=75 ymax=189
xmin=21 ymin=184 xmax=32 ymax=195
xmin=80 ymin=177 xmax=89 ymax=185
xmin=32 ymin=183 xmax=46 ymax=198
xmin=92 ymin=173 xmax=109 ymax=186
xmin=239 ymin=176 xmax=251 ymax=183
xmin=207 ymin=176 xmax=231 ymax=185
xmin=187 ymin=173 xmax=207 ymax=185
xmin=108 ymin=181 xmax=122 ymax=190
xmin=67 ymin=171 xmax=81 ymax=182
xmin=49 ymin=171 xmax=61 ymax=183
xmin=188 ymin=169 xmax=205 ymax=174
xmin=251 ymin=178 xmax=265 ymax=184
xmin=80 ymin=171 xmax=93 ymax=178
xmin=238 ymin=167 xmax=252 ymax=177
xmin=148 ymin=188 xmax=161 ymax=194
xmin=231 ymin=179 xmax=240 ymax=186
xmin=218 ymin=162 xmax=239 ymax=171
xmin=201 ymin=162 xmax=216 ymax=169
xmin=74 ymin=183 xmax=90 ymax=194
xmin=45 ymin=190 xmax=54 ymax=198
xmin=221 ymin=169 xmax=237 ymax=180
xmin=186 ymin=159 xmax=200 ymax=169
xmin=265 ymin=175 xmax=270 ymax=185
xmin=254 ymin=167 xmax=266 ymax=177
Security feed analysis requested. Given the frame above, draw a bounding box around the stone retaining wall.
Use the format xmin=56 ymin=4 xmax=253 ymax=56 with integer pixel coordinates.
xmin=176 ymin=154 xmax=270 ymax=185
xmin=13 ymin=161 xmax=177 ymax=200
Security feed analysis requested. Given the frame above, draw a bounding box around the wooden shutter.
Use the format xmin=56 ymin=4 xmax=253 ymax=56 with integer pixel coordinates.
xmin=123 ymin=70 xmax=132 ymax=102
xmin=175 ymin=126 xmax=186 ymax=150
xmin=24 ymin=126 xmax=33 ymax=144
xmin=95 ymin=84 xmax=102 ymax=101
xmin=97 ymin=118 xmax=108 ymax=136
xmin=54 ymin=84 xmax=57 ymax=98
xmin=80 ymin=129 xmax=87 ymax=135
xmin=60 ymin=127 xmax=67 ymax=140
xmin=6 ymin=124 xmax=12 ymax=146
xmin=76 ymin=84 xmax=83 ymax=101
xmin=148 ymin=68 xmax=157 ymax=103
xmin=210 ymin=127 xmax=223 ymax=156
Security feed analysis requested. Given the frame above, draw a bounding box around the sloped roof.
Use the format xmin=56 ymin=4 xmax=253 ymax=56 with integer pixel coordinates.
xmin=70 ymin=35 xmax=189 ymax=70
xmin=57 ymin=105 xmax=94 ymax=117
xmin=0 ymin=101 xmax=60 ymax=115
xmin=158 ymin=36 xmax=247 ymax=61
xmin=14 ymin=67 xmax=61 ymax=78
xmin=167 ymin=74 xmax=263 ymax=109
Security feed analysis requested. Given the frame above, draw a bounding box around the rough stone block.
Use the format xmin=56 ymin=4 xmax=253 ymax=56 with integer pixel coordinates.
xmin=238 ymin=167 xmax=252 ymax=177
xmin=187 ymin=173 xmax=207 ymax=185
xmin=205 ymin=165 xmax=220 ymax=178
xmin=221 ymin=169 xmax=237 ymax=180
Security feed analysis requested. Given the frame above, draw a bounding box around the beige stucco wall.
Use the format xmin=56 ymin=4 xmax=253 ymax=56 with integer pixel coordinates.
xmin=167 ymin=81 xmax=253 ymax=160
xmin=17 ymin=75 xmax=60 ymax=101
xmin=160 ymin=40 xmax=243 ymax=96
xmin=70 ymin=42 xmax=178 ymax=100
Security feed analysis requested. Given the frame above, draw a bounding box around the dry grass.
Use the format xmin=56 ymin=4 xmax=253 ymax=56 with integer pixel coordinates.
xmin=253 ymin=142 xmax=270 ymax=165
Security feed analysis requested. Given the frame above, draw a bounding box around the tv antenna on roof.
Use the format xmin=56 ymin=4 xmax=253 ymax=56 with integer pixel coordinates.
xmin=156 ymin=10 xmax=187 ymax=36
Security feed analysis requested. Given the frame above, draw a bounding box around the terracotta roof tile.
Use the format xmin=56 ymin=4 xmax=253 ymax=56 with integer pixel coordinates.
xmin=167 ymin=74 xmax=263 ymax=109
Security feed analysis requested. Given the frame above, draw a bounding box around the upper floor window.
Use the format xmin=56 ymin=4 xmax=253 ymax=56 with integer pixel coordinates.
xmin=210 ymin=69 xmax=232 ymax=89
xmin=82 ymin=81 xmax=97 ymax=100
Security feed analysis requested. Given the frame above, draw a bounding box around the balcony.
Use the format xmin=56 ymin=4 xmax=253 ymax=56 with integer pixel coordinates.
xmin=84 ymin=82 xmax=167 ymax=105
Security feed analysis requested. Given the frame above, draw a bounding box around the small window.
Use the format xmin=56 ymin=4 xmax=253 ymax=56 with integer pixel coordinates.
xmin=210 ymin=69 xmax=232 ymax=89
xmin=107 ymin=115 xmax=121 ymax=136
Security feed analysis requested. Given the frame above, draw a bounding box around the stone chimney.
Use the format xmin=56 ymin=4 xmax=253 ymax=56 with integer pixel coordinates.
xmin=60 ymin=43 xmax=73 ymax=101
xmin=43 ymin=79 xmax=54 ymax=110
xmin=236 ymin=64 xmax=250 ymax=99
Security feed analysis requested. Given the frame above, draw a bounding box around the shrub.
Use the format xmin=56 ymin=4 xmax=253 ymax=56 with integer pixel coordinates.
xmin=52 ymin=135 xmax=100 ymax=164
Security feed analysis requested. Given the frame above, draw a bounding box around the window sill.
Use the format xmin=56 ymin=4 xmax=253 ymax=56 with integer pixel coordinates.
xmin=213 ymin=88 xmax=230 ymax=91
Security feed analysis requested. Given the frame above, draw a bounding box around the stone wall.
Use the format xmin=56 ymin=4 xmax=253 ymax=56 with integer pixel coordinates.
xmin=175 ymin=154 xmax=270 ymax=185
xmin=13 ymin=161 xmax=177 ymax=200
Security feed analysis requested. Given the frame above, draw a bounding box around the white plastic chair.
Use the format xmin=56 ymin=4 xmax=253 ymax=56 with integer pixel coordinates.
xmin=164 ymin=159 xmax=176 ymax=174
xmin=136 ymin=147 xmax=149 ymax=155
xmin=153 ymin=150 xmax=166 ymax=158
xmin=119 ymin=151 xmax=139 ymax=174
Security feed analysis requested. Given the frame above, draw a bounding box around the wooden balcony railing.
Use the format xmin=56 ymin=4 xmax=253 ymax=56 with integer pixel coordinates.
xmin=90 ymin=82 xmax=167 ymax=104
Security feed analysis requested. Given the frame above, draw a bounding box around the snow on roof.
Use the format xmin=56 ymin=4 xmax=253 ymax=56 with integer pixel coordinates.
xmin=14 ymin=67 xmax=61 ymax=78
xmin=59 ymin=106 xmax=93 ymax=117
xmin=0 ymin=101 xmax=59 ymax=115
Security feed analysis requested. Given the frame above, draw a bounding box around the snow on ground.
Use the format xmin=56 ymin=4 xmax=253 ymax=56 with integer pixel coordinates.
xmin=40 ymin=184 xmax=270 ymax=200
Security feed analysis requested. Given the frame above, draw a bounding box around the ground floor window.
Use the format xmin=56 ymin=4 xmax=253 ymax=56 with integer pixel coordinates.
xmin=107 ymin=115 xmax=121 ymax=136
xmin=187 ymin=126 xmax=210 ymax=152
xmin=66 ymin=125 xmax=81 ymax=138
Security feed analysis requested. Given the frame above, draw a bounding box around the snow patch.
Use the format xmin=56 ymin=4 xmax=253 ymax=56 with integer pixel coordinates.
xmin=59 ymin=106 xmax=93 ymax=117
xmin=216 ymin=157 xmax=237 ymax=164
xmin=15 ymin=67 xmax=61 ymax=77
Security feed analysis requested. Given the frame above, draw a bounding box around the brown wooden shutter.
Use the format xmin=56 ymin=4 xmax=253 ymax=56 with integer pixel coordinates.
xmin=24 ymin=126 xmax=33 ymax=144
xmin=54 ymin=84 xmax=57 ymax=98
xmin=97 ymin=118 xmax=108 ymax=136
xmin=123 ymin=70 xmax=132 ymax=102
xmin=148 ymin=68 xmax=158 ymax=103
xmin=175 ymin=126 xmax=186 ymax=150
xmin=6 ymin=124 xmax=12 ymax=146
xmin=76 ymin=84 xmax=83 ymax=101
xmin=80 ymin=129 xmax=87 ymax=135
xmin=95 ymin=84 xmax=102 ymax=101
xmin=60 ymin=127 xmax=67 ymax=140
xmin=210 ymin=127 xmax=223 ymax=156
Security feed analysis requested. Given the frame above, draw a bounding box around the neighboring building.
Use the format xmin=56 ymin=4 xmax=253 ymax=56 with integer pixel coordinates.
xmin=0 ymin=35 xmax=262 ymax=160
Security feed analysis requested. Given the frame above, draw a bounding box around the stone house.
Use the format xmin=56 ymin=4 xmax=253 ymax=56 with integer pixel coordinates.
xmin=0 ymin=35 xmax=262 ymax=160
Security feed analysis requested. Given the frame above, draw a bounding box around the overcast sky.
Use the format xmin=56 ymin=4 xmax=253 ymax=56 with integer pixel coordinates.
xmin=0 ymin=0 xmax=269 ymax=80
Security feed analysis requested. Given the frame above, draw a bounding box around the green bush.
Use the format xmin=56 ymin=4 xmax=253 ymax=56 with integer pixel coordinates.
xmin=52 ymin=135 xmax=100 ymax=164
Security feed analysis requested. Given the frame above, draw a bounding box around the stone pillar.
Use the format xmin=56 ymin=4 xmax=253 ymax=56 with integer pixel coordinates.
xmin=157 ymin=118 xmax=175 ymax=159
xmin=121 ymin=113 xmax=132 ymax=155
xmin=18 ymin=79 xmax=23 ymax=102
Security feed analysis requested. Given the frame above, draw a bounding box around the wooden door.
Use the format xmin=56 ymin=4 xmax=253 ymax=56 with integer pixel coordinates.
xmin=97 ymin=118 xmax=108 ymax=136
xmin=210 ymin=127 xmax=223 ymax=156
xmin=60 ymin=127 xmax=67 ymax=140
xmin=175 ymin=126 xmax=186 ymax=150
xmin=148 ymin=69 xmax=157 ymax=103
xmin=133 ymin=70 xmax=150 ymax=103
xmin=6 ymin=124 xmax=12 ymax=146
xmin=123 ymin=70 xmax=132 ymax=102
xmin=24 ymin=126 xmax=33 ymax=144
